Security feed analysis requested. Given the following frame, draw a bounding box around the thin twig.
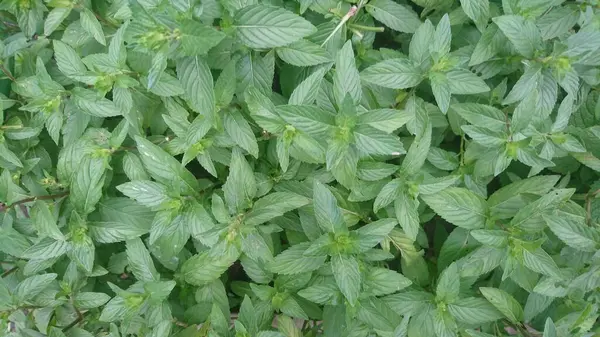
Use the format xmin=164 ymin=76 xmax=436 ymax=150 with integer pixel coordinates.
xmin=0 ymin=191 xmax=70 ymax=213
xmin=321 ymin=6 xmax=358 ymax=47
xmin=0 ymin=64 xmax=16 ymax=81
xmin=1 ymin=266 xmax=18 ymax=278
xmin=585 ymin=188 xmax=600 ymax=226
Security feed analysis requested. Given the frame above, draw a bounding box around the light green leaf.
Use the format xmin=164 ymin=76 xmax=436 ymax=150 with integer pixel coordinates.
xmin=446 ymin=69 xmax=490 ymax=94
xmin=224 ymin=110 xmax=259 ymax=158
xmin=44 ymin=7 xmax=71 ymax=36
xmin=430 ymin=72 xmax=451 ymax=114
xmin=74 ymin=292 xmax=111 ymax=309
xmin=313 ymin=181 xmax=347 ymax=234
xmin=182 ymin=247 xmax=239 ymax=285
xmin=245 ymin=192 xmax=310 ymax=226
xmin=276 ymin=40 xmax=332 ymax=67
xmin=543 ymin=212 xmax=599 ymax=252
xmin=126 ymin=238 xmax=160 ymax=282
xmin=450 ymin=103 xmax=506 ymax=132
xmin=365 ymin=0 xmax=421 ymax=33
xmin=354 ymin=125 xmax=404 ymax=156
xmin=53 ymin=40 xmax=87 ymax=79
xmin=430 ymin=14 xmax=451 ymax=61
xmin=448 ymin=297 xmax=503 ymax=324
xmin=536 ymin=6 xmax=578 ymax=41
xmin=117 ymin=180 xmax=171 ymax=208
xmin=334 ymin=41 xmax=361 ymax=105
xmin=223 ymin=147 xmax=257 ymax=213
xmin=421 ymin=187 xmax=487 ymax=230
xmin=70 ymin=157 xmax=105 ymax=215
xmin=436 ymin=263 xmax=460 ymax=304
xmin=289 ymin=66 xmax=329 ymax=105
xmin=179 ymin=19 xmax=226 ymax=56
xmin=479 ymin=287 xmax=524 ymax=324
xmin=363 ymin=267 xmax=411 ymax=296
xmin=361 ymin=58 xmax=423 ymax=89
xmin=492 ymin=15 xmax=542 ymax=58
xmin=234 ymin=5 xmax=316 ymax=49
xmin=394 ymin=188 xmax=420 ymax=241
xmin=270 ymin=242 xmax=326 ymax=274
xmin=80 ymin=8 xmax=106 ymax=45
xmin=14 ymin=273 xmax=58 ymax=303
xmin=357 ymin=109 xmax=413 ymax=134
xmin=31 ymin=201 xmax=64 ymax=240
xmin=460 ymin=0 xmax=489 ymax=31
xmin=135 ymin=136 xmax=200 ymax=195
xmin=177 ymin=56 xmax=215 ymax=120
xmin=331 ymin=254 xmax=361 ymax=304
xmin=522 ymin=248 xmax=562 ymax=279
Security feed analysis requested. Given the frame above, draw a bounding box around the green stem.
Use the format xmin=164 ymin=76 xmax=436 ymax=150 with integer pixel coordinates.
xmin=348 ymin=24 xmax=384 ymax=32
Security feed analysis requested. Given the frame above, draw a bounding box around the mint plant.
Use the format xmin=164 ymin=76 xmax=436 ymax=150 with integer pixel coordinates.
xmin=0 ymin=0 xmax=599 ymax=336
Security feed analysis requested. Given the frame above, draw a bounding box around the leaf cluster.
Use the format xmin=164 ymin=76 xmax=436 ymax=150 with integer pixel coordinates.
xmin=0 ymin=0 xmax=600 ymax=336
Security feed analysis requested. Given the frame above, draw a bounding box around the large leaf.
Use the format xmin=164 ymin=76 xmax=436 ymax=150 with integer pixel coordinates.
xmin=421 ymin=188 xmax=488 ymax=230
xmin=234 ymin=5 xmax=316 ymax=49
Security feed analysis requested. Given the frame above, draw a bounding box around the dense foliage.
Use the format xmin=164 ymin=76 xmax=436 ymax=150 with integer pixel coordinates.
xmin=1 ymin=0 xmax=600 ymax=336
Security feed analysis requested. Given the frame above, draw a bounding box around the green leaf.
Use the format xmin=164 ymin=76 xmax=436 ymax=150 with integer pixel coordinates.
xmin=421 ymin=187 xmax=488 ymax=230
xmin=70 ymin=157 xmax=105 ymax=215
xmin=451 ymin=103 xmax=506 ymax=132
xmin=431 ymin=14 xmax=451 ymax=61
xmin=334 ymin=41 xmax=361 ymax=105
xmin=543 ymin=212 xmax=599 ymax=252
xmin=214 ymin=59 xmax=237 ymax=108
xmin=374 ymin=178 xmax=401 ymax=212
xmin=182 ymin=247 xmax=239 ymax=285
xmin=223 ymin=147 xmax=257 ymax=213
xmin=234 ymin=5 xmax=316 ymax=49
xmin=436 ymin=263 xmax=460 ymax=304
xmin=135 ymin=136 xmax=200 ymax=195
xmin=365 ymin=0 xmax=421 ymax=33
xmin=479 ymin=287 xmax=524 ymax=324
xmin=31 ymin=201 xmax=64 ymax=240
xmin=537 ymin=6 xmax=578 ymax=41
xmin=543 ymin=317 xmax=557 ymax=337
xmin=430 ymin=72 xmax=451 ymax=113
xmin=270 ymin=242 xmax=327 ymax=274
xmin=446 ymin=69 xmax=490 ymax=94
xmin=224 ymin=110 xmax=259 ymax=158
xmin=363 ymin=267 xmax=411 ymax=296
xmin=394 ymin=188 xmax=420 ymax=241
xmin=361 ymin=58 xmax=423 ymax=89
xmin=492 ymin=15 xmax=542 ymax=58
xmin=80 ymin=8 xmax=106 ymax=45
xmin=331 ymin=254 xmax=361 ymax=304
xmin=74 ymin=292 xmax=111 ymax=309
xmin=401 ymin=115 xmax=431 ymax=176
xmin=276 ymin=40 xmax=332 ymax=67
xmin=448 ymin=297 xmax=503 ymax=325
xmin=14 ymin=273 xmax=58 ymax=303
xmin=245 ymin=192 xmax=310 ymax=226
xmin=53 ymin=40 xmax=87 ymax=79
xmin=357 ymin=109 xmax=413 ymax=134
xmin=289 ymin=66 xmax=329 ymax=105
xmin=460 ymin=0 xmax=489 ymax=31
xmin=117 ymin=180 xmax=171 ymax=208
xmin=277 ymin=105 xmax=335 ymax=139
xmin=313 ymin=181 xmax=347 ymax=234
xmin=522 ymin=248 xmax=562 ymax=279
xmin=177 ymin=56 xmax=215 ymax=120
xmin=126 ymin=238 xmax=159 ymax=282
xmin=71 ymin=88 xmax=122 ymax=117
xmin=354 ymin=125 xmax=404 ymax=156
xmin=44 ymin=7 xmax=71 ymax=36
xmin=179 ymin=19 xmax=226 ymax=56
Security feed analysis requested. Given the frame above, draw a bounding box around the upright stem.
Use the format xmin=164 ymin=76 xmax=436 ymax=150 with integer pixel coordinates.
xmin=0 ymin=191 xmax=70 ymax=213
